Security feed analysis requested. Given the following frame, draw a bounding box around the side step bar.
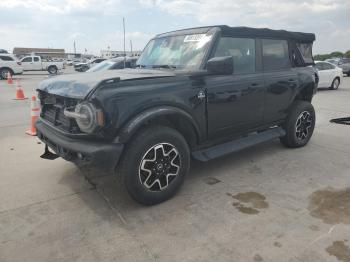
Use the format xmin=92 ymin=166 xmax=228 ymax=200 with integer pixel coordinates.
xmin=192 ymin=127 xmax=286 ymax=161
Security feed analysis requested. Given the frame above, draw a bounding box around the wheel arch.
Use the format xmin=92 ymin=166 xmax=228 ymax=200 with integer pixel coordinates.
xmin=115 ymin=106 xmax=202 ymax=149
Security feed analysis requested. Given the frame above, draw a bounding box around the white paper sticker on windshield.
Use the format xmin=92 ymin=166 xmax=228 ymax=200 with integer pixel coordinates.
xmin=184 ymin=34 xmax=206 ymax=42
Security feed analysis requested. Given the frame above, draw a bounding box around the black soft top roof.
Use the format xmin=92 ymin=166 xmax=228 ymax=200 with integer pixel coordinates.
xmin=156 ymin=25 xmax=315 ymax=43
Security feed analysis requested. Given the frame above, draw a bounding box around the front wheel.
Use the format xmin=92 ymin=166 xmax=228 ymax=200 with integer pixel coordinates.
xmin=118 ymin=125 xmax=190 ymax=205
xmin=280 ymin=101 xmax=315 ymax=148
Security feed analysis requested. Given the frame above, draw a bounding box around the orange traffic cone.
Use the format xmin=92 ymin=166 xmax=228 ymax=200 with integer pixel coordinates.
xmin=13 ymin=80 xmax=27 ymax=100
xmin=7 ymin=72 xmax=13 ymax=84
xmin=26 ymin=96 xmax=40 ymax=136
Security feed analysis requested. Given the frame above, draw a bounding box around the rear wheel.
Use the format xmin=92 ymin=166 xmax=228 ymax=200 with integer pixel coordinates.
xmin=118 ymin=125 xmax=190 ymax=205
xmin=48 ymin=66 xmax=58 ymax=75
xmin=0 ymin=68 xmax=13 ymax=80
xmin=329 ymin=77 xmax=340 ymax=90
xmin=280 ymin=101 xmax=315 ymax=148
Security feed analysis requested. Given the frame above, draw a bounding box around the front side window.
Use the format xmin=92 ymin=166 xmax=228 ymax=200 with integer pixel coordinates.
xmin=262 ymin=39 xmax=290 ymax=70
xmin=137 ymin=33 xmax=213 ymax=70
xmin=213 ymin=37 xmax=255 ymax=74
xmin=22 ymin=57 xmax=32 ymax=62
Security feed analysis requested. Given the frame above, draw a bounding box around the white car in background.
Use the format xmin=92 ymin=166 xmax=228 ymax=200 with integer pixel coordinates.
xmin=0 ymin=54 xmax=23 ymax=79
xmin=315 ymin=61 xmax=343 ymax=90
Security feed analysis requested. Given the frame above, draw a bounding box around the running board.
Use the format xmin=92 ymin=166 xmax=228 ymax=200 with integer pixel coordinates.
xmin=192 ymin=127 xmax=286 ymax=161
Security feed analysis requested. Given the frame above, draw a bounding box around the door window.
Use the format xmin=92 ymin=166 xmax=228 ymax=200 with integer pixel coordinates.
xmin=316 ymin=62 xmax=334 ymax=71
xmin=22 ymin=57 xmax=32 ymax=62
xmin=213 ymin=37 xmax=255 ymax=74
xmin=0 ymin=55 xmax=14 ymax=61
xmin=262 ymin=39 xmax=290 ymax=70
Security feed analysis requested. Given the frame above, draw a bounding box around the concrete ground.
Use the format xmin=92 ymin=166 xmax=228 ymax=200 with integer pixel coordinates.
xmin=1 ymin=69 xmax=350 ymax=262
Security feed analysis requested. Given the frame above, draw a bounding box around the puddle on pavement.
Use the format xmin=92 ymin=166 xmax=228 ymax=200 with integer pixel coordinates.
xmin=274 ymin=241 xmax=282 ymax=248
xmin=326 ymin=240 xmax=350 ymax=262
xmin=253 ymin=254 xmax=264 ymax=262
xmin=204 ymin=177 xmax=221 ymax=185
xmin=227 ymin=192 xmax=268 ymax=215
xmin=308 ymin=188 xmax=350 ymax=224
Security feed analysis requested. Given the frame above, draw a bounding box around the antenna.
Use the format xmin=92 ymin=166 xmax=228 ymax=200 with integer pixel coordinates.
xmin=123 ymin=17 xmax=126 ymax=68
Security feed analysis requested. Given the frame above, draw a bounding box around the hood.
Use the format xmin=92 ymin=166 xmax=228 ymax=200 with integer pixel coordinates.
xmin=37 ymin=68 xmax=176 ymax=99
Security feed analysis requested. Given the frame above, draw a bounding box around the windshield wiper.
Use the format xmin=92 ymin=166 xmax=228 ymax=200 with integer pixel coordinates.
xmin=152 ymin=65 xmax=177 ymax=69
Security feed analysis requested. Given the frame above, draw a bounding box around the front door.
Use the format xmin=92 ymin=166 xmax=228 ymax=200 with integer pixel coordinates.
xmin=21 ymin=57 xmax=33 ymax=71
xmin=206 ymin=37 xmax=265 ymax=139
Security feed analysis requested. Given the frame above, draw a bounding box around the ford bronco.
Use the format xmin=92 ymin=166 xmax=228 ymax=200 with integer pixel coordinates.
xmin=36 ymin=26 xmax=317 ymax=205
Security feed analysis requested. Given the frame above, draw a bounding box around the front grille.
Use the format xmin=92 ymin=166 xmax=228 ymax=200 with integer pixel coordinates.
xmin=39 ymin=92 xmax=81 ymax=133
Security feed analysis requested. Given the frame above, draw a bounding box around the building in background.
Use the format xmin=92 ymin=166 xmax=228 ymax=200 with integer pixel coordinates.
xmin=100 ymin=50 xmax=141 ymax=59
xmin=13 ymin=47 xmax=65 ymax=59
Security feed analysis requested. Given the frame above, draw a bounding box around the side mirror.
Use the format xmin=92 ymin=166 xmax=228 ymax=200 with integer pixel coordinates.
xmin=207 ymin=56 xmax=233 ymax=75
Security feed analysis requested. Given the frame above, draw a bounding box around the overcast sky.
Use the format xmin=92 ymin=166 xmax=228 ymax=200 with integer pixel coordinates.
xmin=0 ymin=0 xmax=349 ymax=55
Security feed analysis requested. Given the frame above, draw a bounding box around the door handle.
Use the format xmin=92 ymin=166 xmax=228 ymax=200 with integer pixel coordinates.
xmin=197 ymin=90 xmax=206 ymax=100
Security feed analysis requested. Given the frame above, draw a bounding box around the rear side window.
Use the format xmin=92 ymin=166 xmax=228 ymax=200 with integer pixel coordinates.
xmin=316 ymin=62 xmax=334 ymax=70
xmin=297 ymin=43 xmax=314 ymax=65
xmin=214 ymin=37 xmax=256 ymax=74
xmin=0 ymin=55 xmax=14 ymax=61
xmin=262 ymin=39 xmax=290 ymax=70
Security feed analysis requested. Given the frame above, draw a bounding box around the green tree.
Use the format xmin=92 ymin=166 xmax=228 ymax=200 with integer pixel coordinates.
xmin=330 ymin=51 xmax=344 ymax=58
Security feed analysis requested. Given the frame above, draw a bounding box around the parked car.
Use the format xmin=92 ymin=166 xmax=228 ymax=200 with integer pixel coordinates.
xmin=338 ymin=58 xmax=350 ymax=76
xmin=20 ymin=55 xmax=64 ymax=74
xmin=0 ymin=54 xmax=23 ymax=79
xmin=86 ymin=57 xmax=137 ymax=72
xmin=315 ymin=61 xmax=343 ymax=89
xmin=36 ymin=25 xmax=317 ymax=205
xmin=74 ymin=58 xmax=106 ymax=72
xmin=325 ymin=58 xmax=340 ymax=65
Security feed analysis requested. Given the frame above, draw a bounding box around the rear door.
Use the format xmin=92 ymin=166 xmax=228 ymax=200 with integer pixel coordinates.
xmin=32 ymin=56 xmax=42 ymax=70
xmin=262 ymin=39 xmax=298 ymax=124
xmin=316 ymin=62 xmax=335 ymax=87
xmin=206 ymin=37 xmax=265 ymax=139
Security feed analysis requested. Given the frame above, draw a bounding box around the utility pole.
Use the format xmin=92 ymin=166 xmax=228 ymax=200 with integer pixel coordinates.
xmin=130 ymin=39 xmax=133 ymax=56
xmin=123 ymin=17 xmax=126 ymax=68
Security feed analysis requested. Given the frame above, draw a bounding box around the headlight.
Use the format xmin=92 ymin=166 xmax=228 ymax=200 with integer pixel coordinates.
xmin=64 ymin=102 xmax=104 ymax=134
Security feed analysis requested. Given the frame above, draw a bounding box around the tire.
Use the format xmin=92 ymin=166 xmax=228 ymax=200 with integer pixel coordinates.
xmin=280 ymin=101 xmax=315 ymax=148
xmin=118 ymin=125 xmax=190 ymax=205
xmin=329 ymin=77 xmax=340 ymax=90
xmin=48 ymin=66 xmax=58 ymax=75
xmin=0 ymin=68 xmax=13 ymax=80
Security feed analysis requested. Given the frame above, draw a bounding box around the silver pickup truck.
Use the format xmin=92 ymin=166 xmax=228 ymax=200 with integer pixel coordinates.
xmin=20 ymin=55 xmax=64 ymax=74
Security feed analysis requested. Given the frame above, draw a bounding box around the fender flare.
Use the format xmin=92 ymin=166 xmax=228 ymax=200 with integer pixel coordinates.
xmin=115 ymin=106 xmax=202 ymax=143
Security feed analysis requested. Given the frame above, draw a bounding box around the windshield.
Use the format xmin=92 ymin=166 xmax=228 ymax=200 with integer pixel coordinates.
xmin=137 ymin=33 xmax=213 ymax=70
xmin=86 ymin=60 xmax=115 ymax=72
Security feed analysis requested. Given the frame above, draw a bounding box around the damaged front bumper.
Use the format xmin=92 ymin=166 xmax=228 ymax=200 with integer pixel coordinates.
xmin=36 ymin=119 xmax=124 ymax=172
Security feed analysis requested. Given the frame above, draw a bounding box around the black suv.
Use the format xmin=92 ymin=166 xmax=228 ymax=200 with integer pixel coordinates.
xmin=36 ymin=26 xmax=317 ymax=205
